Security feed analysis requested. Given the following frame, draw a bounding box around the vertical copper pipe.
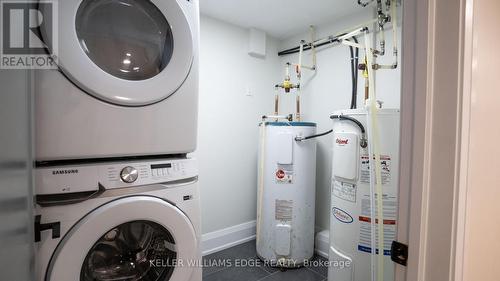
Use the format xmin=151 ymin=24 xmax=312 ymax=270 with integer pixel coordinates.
xmin=274 ymin=94 xmax=279 ymax=116
xmin=296 ymin=95 xmax=301 ymax=121
xmin=364 ymin=78 xmax=370 ymax=101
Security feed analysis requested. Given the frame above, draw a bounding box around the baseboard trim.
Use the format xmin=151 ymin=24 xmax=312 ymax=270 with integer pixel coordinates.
xmin=202 ymin=222 xmax=329 ymax=259
xmin=202 ymin=221 xmax=256 ymax=256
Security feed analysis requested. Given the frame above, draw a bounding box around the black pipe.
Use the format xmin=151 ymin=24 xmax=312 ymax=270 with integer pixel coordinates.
xmin=330 ymin=114 xmax=365 ymax=134
xmin=295 ymin=114 xmax=368 ymax=144
xmin=349 ymin=37 xmax=359 ymax=109
xmin=350 ymin=37 xmax=359 ymax=109
xmin=295 ymin=129 xmax=333 ymax=141
xmin=278 ymin=33 xmax=347 ymax=56
xmin=358 ymin=0 xmax=375 ymax=7
xmin=349 ymin=45 xmax=355 ymax=109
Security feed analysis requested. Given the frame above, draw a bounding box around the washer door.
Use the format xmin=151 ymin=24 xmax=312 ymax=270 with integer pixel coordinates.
xmin=46 ymin=196 xmax=198 ymax=281
xmin=44 ymin=0 xmax=193 ymax=106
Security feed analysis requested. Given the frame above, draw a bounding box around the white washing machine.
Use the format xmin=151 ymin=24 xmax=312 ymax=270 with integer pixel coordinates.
xmin=34 ymin=158 xmax=201 ymax=281
xmin=35 ymin=0 xmax=200 ymax=161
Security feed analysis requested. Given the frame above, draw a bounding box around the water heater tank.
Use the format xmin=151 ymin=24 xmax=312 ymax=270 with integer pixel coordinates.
xmin=256 ymin=122 xmax=317 ymax=267
xmin=328 ymin=109 xmax=400 ymax=281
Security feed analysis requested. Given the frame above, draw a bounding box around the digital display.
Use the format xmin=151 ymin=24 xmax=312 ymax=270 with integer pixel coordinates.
xmin=151 ymin=163 xmax=172 ymax=169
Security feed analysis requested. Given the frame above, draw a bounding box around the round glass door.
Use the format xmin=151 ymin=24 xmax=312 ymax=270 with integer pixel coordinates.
xmin=80 ymin=221 xmax=176 ymax=281
xmin=46 ymin=196 xmax=198 ymax=281
xmin=41 ymin=0 xmax=194 ymax=106
xmin=75 ymin=0 xmax=174 ymax=81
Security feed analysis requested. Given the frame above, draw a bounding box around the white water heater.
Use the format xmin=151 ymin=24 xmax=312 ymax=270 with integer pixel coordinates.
xmin=328 ymin=109 xmax=400 ymax=281
xmin=256 ymin=122 xmax=317 ymax=267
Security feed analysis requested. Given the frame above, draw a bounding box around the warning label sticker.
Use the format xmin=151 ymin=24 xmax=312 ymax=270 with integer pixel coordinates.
xmin=360 ymin=155 xmax=392 ymax=185
xmin=275 ymin=200 xmax=293 ymax=221
xmin=275 ymin=166 xmax=294 ymax=184
xmin=357 ymin=195 xmax=398 ymax=256
xmin=332 ymin=180 xmax=357 ymax=203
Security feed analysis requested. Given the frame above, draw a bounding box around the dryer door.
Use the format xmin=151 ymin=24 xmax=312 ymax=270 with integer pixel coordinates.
xmin=45 ymin=196 xmax=198 ymax=281
xmin=42 ymin=0 xmax=194 ymax=106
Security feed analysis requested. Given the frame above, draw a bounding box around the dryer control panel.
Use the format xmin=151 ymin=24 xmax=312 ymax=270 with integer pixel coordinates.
xmin=35 ymin=158 xmax=198 ymax=196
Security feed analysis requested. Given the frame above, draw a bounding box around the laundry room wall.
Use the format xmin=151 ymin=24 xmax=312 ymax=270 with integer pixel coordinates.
xmin=278 ymin=8 xmax=402 ymax=231
xmin=196 ymin=16 xmax=282 ymax=238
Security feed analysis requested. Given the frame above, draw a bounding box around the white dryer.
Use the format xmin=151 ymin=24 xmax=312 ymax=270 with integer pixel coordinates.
xmin=34 ymin=158 xmax=201 ymax=281
xmin=35 ymin=0 xmax=199 ymax=161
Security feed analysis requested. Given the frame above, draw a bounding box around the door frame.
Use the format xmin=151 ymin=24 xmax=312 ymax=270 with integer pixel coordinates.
xmin=397 ymin=0 xmax=469 ymax=280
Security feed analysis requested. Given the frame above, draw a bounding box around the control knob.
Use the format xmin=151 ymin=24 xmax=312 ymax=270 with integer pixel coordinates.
xmin=120 ymin=166 xmax=138 ymax=183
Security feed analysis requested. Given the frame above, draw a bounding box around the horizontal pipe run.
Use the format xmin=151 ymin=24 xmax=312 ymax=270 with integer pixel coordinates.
xmin=261 ymin=114 xmax=293 ymax=121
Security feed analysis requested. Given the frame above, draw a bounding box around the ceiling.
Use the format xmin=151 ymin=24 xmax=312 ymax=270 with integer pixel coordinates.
xmin=200 ymin=0 xmax=361 ymax=39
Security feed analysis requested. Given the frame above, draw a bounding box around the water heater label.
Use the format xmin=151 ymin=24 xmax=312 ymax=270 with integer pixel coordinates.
xmin=360 ymin=154 xmax=392 ymax=185
xmin=332 ymin=180 xmax=357 ymax=202
xmin=357 ymin=196 xmax=398 ymax=256
xmin=275 ymin=200 xmax=293 ymax=221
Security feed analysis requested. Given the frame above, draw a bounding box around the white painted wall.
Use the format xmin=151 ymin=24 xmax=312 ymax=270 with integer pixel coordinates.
xmin=197 ymin=16 xmax=281 ymax=234
xmin=278 ymin=9 xmax=402 ymax=230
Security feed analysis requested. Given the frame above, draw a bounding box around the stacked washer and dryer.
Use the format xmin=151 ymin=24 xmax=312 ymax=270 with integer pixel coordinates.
xmin=34 ymin=1 xmax=201 ymax=281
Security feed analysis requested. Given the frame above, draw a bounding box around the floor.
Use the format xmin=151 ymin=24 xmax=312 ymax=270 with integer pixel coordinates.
xmin=202 ymin=240 xmax=328 ymax=281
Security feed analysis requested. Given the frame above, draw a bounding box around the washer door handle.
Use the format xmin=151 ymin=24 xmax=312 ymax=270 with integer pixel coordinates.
xmin=34 ymin=215 xmax=61 ymax=242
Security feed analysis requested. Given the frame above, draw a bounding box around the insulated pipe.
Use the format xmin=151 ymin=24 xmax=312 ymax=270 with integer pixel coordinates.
xmin=294 ymin=26 xmax=317 ymax=72
xmin=330 ymin=114 xmax=368 ymax=148
xmin=298 ymin=42 xmax=304 ymax=76
xmin=295 ymin=129 xmax=333 ymax=142
xmin=310 ymin=26 xmax=317 ymax=69
xmin=364 ymin=30 xmax=385 ymax=281
xmin=374 ymin=26 xmax=386 ymax=56
xmin=256 ymin=123 xmax=267 ymax=247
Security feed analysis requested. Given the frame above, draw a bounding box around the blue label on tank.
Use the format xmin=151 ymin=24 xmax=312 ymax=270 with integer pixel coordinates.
xmin=358 ymin=245 xmax=391 ymax=256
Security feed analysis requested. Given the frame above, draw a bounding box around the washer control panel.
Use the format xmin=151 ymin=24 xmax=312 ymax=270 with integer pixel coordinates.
xmin=35 ymin=158 xmax=197 ymax=195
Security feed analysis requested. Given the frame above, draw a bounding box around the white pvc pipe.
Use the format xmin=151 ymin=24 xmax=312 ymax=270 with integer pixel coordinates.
xmin=256 ymin=123 xmax=267 ymax=246
xmin=296 ymin=27 xmax=317 ymax=72
xmin=377 ymin=0 xmax=398 ymax=69
xmin=365 ymin=30 xmax=385 ymax=281
xmin=298 ymin=43 xmax=303 ymax=74
xmin=391 ymin=0 xmax=398 ymax=64
xmin=364 ymin=31 xmax=378 ymax=281
xmin=342 ymin=39 xmax=365 ymax=50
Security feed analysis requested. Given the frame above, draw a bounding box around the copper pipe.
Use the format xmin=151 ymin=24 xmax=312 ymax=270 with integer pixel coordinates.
xmin=296 ymin=95 xmax=301 ymax=121
xmin=274 ymin=94 xmax=279 ymax=116
xmin=364 ymin=78 xmax=370 ymax=101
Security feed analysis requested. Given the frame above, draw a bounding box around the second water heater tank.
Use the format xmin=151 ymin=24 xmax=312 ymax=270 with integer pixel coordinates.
xmin=256 ymin=122 xmax=317 ymax=267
